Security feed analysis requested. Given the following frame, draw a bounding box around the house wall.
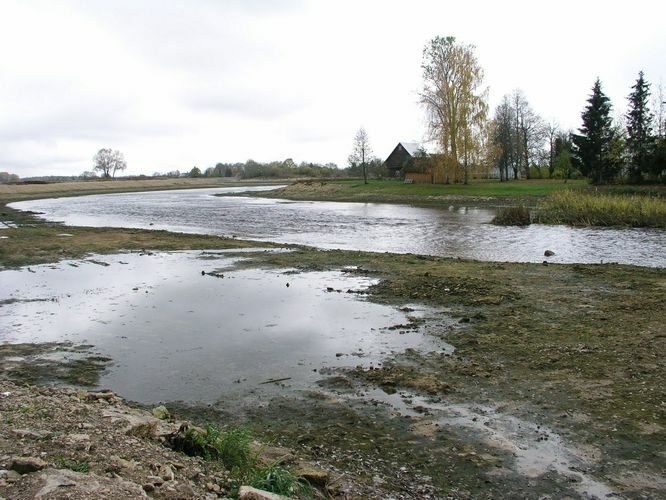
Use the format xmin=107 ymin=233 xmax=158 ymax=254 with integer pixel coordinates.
xmin=405 ymin=172 xmax=433 ymax=184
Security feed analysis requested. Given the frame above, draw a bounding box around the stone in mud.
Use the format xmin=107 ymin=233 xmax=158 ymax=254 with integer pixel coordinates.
xmin=10 ymin=457 xmax=48 ymax=474
xmin=238 ymin=485 xmax=290 ymax=499
xmin=14 ymin=468 xmax=147 ymax=497
xmin=0 ymin=469 xmax=22 ymax=482
xmin=101 ymin=407 xmax=178 ymax=439
xmin=10 ymin=428 xmax=50 ymax=440
xmin=86 ymin=390 xmax=119 ymax=402
xmin=294 ymin=463 xmax=329 ymax=487
xmin=159 ymin=464 xmax=175 ymax=481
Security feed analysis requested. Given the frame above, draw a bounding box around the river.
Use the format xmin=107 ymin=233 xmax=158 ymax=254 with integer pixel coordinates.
xmin=9 ymin=186 xmax=666 ymax=267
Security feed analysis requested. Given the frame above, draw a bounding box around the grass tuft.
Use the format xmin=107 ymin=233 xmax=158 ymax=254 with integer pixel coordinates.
xmin=181 ymin=425 xmax=255 ymax=469
xmin=247 ymin=461 xmax=313 ymax=497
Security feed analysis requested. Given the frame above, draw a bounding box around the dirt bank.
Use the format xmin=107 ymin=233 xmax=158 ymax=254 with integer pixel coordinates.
xmin=0 ymin=380 xmax=367 ymax=499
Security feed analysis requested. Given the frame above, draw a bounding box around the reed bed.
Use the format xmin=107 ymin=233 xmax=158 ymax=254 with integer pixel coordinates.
xmin=491 ymin=205 xmax=532 ymax=226
xmin=535 ymin=190 xmax=666 ymax=228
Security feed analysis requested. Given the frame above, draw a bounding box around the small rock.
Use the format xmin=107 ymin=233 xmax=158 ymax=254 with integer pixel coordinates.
xmin=159 ymin=464 xmax=175 ymax=482
xmin=87 ymin=391 xmax=117 ymax=402
xmin=10 ymin=457 xmax=48 ymax=474
xmin=0 ymin=469 xmax=22 ymax=482
xmin=11 ymin=429 xmax=50 ymax=440
xmin=108 ymin=455 xmax=137 ymax=471
xmin=143 ymin=483 xmax=155 ymax=492
xmin=238 ymin=485 xmax=290 ymax=499
xmin=147 ymin=475 xmax=164 ymax=486
xmin=544 ymin=250 xmax=555 ymax=257
xmin=294 ymin=464 xmax=329 ymax=487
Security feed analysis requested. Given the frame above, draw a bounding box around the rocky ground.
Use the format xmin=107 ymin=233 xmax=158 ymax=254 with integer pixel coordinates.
xmin=0 ymin=381 xmax=357 ymax=499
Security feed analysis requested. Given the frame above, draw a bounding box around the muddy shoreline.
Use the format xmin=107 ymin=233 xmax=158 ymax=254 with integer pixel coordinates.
xmin=1 ymin=246 xmax=664 ymax=498
xmin=1 ymin=192 xmax=665 ymax=498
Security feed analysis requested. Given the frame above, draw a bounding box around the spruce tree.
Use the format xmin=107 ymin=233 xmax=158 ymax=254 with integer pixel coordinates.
xmin=572 ymin=79 xmax=617 ymax=184
xmin=626 ymin=71 xmax=654 ymax=182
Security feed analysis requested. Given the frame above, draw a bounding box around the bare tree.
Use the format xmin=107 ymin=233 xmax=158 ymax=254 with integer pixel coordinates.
xmin=512 ymin=90 xmax=546 ymax=179
xmin=420 ymin=36 xmax=488 ymax=184
xmin=545 ymin=120 xmax=560 ymax=178
xmin=93 ymin=148 xmax=127 ymax=178
xmin=348 ymin=127 xmax=373 ymax=184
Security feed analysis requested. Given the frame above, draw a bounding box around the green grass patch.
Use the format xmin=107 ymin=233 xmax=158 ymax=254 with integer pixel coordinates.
xmin=536 ymin=190 xmax=666 ymax=228
xmin=331 ymin=178 xmax=586 ymax=197
xmin=246 ymin=461 xmax=314 ymax=497
xmin=58 ymin=459 xmax=90 ymax=473
xmin=177 ymin=425 xmax=256 ymax=468
xmin=171 ymin=424 xmax=312 ymax=498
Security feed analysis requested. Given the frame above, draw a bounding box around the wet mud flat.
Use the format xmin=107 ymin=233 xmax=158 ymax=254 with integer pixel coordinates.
xmin=1 ymin=248 xmax=665 ymax=498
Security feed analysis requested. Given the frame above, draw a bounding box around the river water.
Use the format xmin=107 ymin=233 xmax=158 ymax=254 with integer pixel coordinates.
xmin=9 ymin=186 xmax=666 ymax=267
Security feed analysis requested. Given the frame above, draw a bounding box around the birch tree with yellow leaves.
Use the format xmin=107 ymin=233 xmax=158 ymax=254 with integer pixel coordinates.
xmin=420 ymin=36 xmax=488 ymax=184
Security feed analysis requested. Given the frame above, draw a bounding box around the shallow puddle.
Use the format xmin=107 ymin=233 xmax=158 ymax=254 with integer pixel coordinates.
xmin=0 ymin=251 xmax=447 ymax=403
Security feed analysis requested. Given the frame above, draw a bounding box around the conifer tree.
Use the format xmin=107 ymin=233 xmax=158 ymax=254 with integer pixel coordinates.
xmin=572 ymin=79 xmax=618 ymax=184
xmin=626 ymin=71 xmax=654 ymax=182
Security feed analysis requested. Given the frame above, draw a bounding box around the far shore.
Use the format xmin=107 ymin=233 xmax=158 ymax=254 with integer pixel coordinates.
xmin=0 ymin=176 xmax=289 ymax=203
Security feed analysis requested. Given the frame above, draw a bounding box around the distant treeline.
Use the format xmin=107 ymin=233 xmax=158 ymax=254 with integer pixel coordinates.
xmin=3 ymin=158 xmax=391 ymax=184
xmin=152 ymin=157 xmax=387 ymax=180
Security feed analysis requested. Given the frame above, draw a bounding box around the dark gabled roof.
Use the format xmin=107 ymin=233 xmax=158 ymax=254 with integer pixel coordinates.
xmin=400 ymin=142 xmax=422 ymax=156
xmin=384 ymin=142 xmax=424 ymax=167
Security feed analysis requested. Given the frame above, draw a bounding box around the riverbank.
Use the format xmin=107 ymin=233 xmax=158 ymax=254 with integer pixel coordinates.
xmin=242 ymin=179 xmax=588 ymax=208
xmin=256 ymin=180 xmax=666 ymax=228
xmin=0 ymin=177 xmax=288 ymax=204
xmin=1 ymin=184 xmax=665 ymax=498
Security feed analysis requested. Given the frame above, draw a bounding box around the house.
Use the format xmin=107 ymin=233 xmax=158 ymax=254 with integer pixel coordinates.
xmin=383 ymin=142 xmax=436 ymax=183
xmin=383 ymin=142 xmax=423 ymax=178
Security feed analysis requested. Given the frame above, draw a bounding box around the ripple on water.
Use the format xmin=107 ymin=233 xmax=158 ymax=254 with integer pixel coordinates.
xmin=10 ymin=186 xmax=666 ymax=267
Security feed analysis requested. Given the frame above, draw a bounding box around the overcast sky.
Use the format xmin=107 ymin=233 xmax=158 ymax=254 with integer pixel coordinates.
xmin=1 ymin=0 xmax=664 ymax=177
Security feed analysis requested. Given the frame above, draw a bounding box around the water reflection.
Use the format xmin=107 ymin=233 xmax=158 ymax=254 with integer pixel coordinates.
xmin=10 ymin=186 xmax=666 ymax=267
xmin=0 ymin=251 xmax=446 ymax=403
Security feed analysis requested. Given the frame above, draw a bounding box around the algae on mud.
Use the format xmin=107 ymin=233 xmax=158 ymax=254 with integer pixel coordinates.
xmin=0 ymin=342 xmax=111 ymax=387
